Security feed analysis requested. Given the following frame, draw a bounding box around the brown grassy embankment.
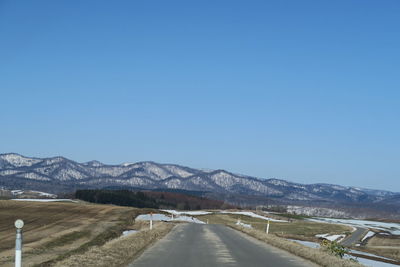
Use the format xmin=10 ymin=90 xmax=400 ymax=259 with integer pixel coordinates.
xmin=0 ymin=200 xmax=155 ymax=266
xmin=54 ymin=222 xmax=174 ymax=267
xmin=230 ymin=224 xmax=363 ymax=267
xmin=361 ymin=234 xmax=400 ymax=261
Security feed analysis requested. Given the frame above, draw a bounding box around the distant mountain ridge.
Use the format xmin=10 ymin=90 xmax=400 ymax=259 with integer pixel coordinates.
xmin=0 ymin=153 xmax=398 ymax=209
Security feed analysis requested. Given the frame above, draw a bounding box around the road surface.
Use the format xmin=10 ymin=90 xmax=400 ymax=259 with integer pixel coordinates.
xmin=129 ymin=224 xmax=318 ymax=267
xmin=340 ymin=227 xmax=367 ymax=246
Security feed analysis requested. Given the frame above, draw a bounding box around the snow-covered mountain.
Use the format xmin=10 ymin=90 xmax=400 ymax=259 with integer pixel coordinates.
xmin=0 ymin=153 xmax=398 ymax=207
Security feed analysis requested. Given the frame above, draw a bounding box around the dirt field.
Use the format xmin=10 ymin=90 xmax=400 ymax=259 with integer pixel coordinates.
xmin=0 ymin=200 xmax=149 ymax=266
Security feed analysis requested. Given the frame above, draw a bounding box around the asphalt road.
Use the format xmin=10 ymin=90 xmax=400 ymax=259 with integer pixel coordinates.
xmin=340 ymin=227 xmax=367 ymax=246
xmin=129 ymin=224 xmax=318 ymax=267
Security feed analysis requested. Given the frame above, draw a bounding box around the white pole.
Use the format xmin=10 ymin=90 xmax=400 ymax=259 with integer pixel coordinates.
xmin=171 ymin=214 xmax=174 ymax=220
xmin=150 ymin=213 xmax=153 ymax=230
xmin=15 ymin=229 xmax=22 ymax=267
xmin=266 ymin=220 xmax=270 ymax=234
xmin=14 ymin=219 xmax=24 ymax=267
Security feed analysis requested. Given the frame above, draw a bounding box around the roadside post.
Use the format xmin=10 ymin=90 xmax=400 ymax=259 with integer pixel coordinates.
xmin=150 ymin=212 xmax=153 ymax=230
xmin=15 ymin=219 xmax=24 ymax=267
xmin=266 ymin=219 xmax=270 ymax=234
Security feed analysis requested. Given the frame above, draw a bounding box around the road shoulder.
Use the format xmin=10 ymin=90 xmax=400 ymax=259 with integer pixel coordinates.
xmin=229 ymin=224 xmax=364 ymax=267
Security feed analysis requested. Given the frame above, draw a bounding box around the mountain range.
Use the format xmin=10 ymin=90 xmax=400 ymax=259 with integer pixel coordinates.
xmin=1 ymin=153 xmax=399 ymax=218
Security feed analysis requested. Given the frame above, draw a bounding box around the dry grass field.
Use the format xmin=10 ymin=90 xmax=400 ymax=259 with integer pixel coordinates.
xmin=230 ymin=224 xmax=363 ymax=267
xmin=54 ymin=222 xmax=174 ymax=267
xmin=361 ymin=234 xmax=400 ymax=261
xmin=0 ymin=200 xmax=153 ymax=267
xmin=196 ymin=213 xmax=352 ymax=241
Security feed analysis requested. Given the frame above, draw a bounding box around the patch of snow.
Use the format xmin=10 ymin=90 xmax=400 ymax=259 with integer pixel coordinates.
xmin=54 ymin=168 xmax=87 ymax=180
xmin=43 ymin=157 xmax=65 ymax=165
xmin=136 ymin=214 xmax=171 ymax=221
xmin=220 ymin=211 xmax=288 ymax=222
xmin=18 ymin=172 xmax=51 ymax=181
xmin=236 ymin=221 xmax=252 ymax=228
xmin=344 ymin=254 xmax=398 ymax=267
xmin=136 ymin=214 xmax=205 ymax=224
xmin=161 ymin=210 xmax=212 ymax=216
xmin=122 ymin=230 xmax=139 ymax=236
xmin=315 ymin=233 xmax=345 ymax=242
xmin=133 ymin=162 xmax=173 ymax=179
xmin=287 ymin=206 xmax=349 ymax=218
xmin=11 ymin=199 xmax=76 ymax=202
xmin=92 ymin=166 xmax=130 ymax=177
xmin=288 ymin=238 xmax=399 ymax=267
xmin=350 ymin=249 xmax=394 ymax=261
xmin=0 ymin=170 xmax=22 ymax=176
xmin=349 ymin=226 xmax=357 ymax=232
xmin=35 ymin=191 xmax=57 ymax=198
xmin=164 ymin=178 xmax=183 ymax=188
xmin=163 ymin=165 xmax=193 ymax=178
xmin=268 ymin=179 xmax=289 ymax=186
xmin=11 ymin=190 xmax=24 ymax=195
xmin=309 ymin=217 xmax=400 ymax=235
xmin=200 ymin=168 xmax=215 ymax=173
xmin=0 ymin=154 xmax=42 ymax=167
xmin=362 ymin=231 xmax=376 ymax=242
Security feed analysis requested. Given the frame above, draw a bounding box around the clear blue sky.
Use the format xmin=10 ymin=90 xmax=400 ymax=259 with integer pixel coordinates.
xmin=1 ymin=1 xmax=399 ymax=191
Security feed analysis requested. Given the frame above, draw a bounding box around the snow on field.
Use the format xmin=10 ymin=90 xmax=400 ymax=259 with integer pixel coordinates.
xmin=10 ymin=190 xmax=57 ymax=198
xmin=136 ymin=214 xmax=205 ymax=224
xmin=162 ymin=210 xmax=286 ymax=222
xmin=11 ymin=190 xmax=24 ymax=195
xmin=309 ymin=217 xmax=400 ymax=235
xmin=315 ymin=233 xmax=345 ymax=242
xmin=136 ymin=214 xmax=171 ymax=221
xmin=346 ymin=255 xmax=398 ymax=267
xmin=288 ymin=239 xmax=398 ymax=267
xmin=31 ymin=191 xmax=57 ymax=198
xmin=122 ymin=230 xmax=139 ymax=236
xmin=161 ymin=210 xmax=212 ymax=215
xmin=350 ymin=249 xmax=394 ymax=261
xmin=11 ymin=199 xmax=76 ymax=202
xmin=236 ymin=221 xmax=252 ymax=228
xmin=362 ymin=231 xmax=376 ymax=242
xmin=220 ymin=211 xmax=288 ymax=222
